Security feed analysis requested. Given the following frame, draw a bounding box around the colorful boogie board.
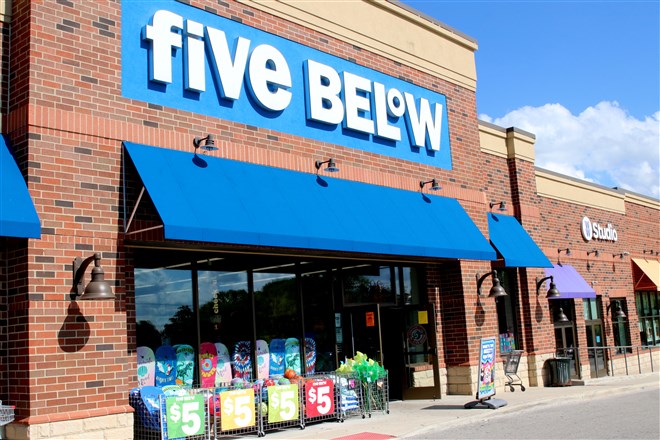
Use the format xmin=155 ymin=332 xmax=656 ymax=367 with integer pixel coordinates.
xmin=256 ymin=339 xmax=270 ymax=380
xmin=215 ymin=342 xmax=232 ymax=385
xmin=137 ymin=346 xmax=155 ymax=387
xmin=305 ymin=337 xmax=316 ymax=375
xmin=233 ymin=341 xmax=252 ymax=379
xmin=269 ymin=338 xmax=286 ymax=377
xmin=175 ymin=344 xmax=195 ymax=388
xmin=155 ymin=345 xmax=177 ymax=387
xmin=199 ymin=342 xmax=217 ymax=388
xmin=285 ymin=337 xmax=301 ymax=375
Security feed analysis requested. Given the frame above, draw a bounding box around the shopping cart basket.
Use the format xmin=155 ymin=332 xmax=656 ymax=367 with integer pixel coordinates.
xmin=503 ymin=350 xmax=525 ymax=392
xmin=0 ymin=403 xmax=15 ymax=440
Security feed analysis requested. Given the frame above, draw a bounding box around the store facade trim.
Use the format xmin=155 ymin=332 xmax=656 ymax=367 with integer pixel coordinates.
xmin=545 ymin=264 xmax=596 ymax=299
xmin=0 ymin=135 xmax=41 ymax=239
xmin=124 ymin=142 xmax=497 ymax=260
xmin=487 ymin=213 xmax=552 ymax=268
xmin=632 ymin=258 xmax=660 ymax=291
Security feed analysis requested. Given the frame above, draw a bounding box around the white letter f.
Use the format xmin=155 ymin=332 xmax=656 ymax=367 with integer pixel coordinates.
xmin=143 ymin=10 xmax=183 ymax=84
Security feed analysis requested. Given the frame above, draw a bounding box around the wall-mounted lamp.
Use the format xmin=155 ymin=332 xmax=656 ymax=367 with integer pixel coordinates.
xmin=554 ymin=307 xmax=569 ymax=323
xmin=476 ymin=270 xmax=507 ymax=298
xmin=71 ymin=253 xmax=114 ymax=300
xmin=586 ymin=249 xmax=600 ymax=257
xmin=612 ymin=252 xmax=630 ymax=259
xmin=557 ymin=248 xmax=571 ymax=256
xmin=643 ymin=249 xmax=655 ymax=256
xmin=607 ymin=299 xmax=626 ymax=321
xmin=419 ymin=179 xmax=441 ymax=192
xmin=315 ymin=158 xmax=339 ymax=174
xmin=193 ymin=134 xmax=218 ymax=152
xmin=489 ymin=201 xmax=506 ymax=212
xmin=535 ymin=275 xmax=561 ymax=298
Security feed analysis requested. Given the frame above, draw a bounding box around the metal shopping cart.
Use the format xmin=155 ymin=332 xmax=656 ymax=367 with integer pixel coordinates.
xmin=0 ymin=402 xmax=15 ymax=440
xmin=503 ymin=350 xmax=526 ymax=392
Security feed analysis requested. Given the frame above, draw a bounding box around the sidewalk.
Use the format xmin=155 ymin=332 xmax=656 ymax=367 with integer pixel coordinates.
xmin=264 ymin=372 xmax=660 ymax=440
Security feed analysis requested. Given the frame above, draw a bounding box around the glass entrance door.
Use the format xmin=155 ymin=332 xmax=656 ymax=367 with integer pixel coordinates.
xmin=586 ymin=322 xmax=607 ymax=377
xmin=380 ymin=304 xmax=440 ymax=400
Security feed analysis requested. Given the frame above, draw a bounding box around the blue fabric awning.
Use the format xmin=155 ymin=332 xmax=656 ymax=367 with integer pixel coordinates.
xmin=545 ymin=264 xmax=596 ymax=299
xmin=123 ymin=142 xmax=497 ymax=260
xmin=487 ymin=213 xmax=552 ymax=267
xmin=0 ymin=135 xmax=40 ymax=238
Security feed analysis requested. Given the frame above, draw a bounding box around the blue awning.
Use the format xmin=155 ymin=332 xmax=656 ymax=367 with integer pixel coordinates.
xmin=123 ymin=142 xmax=497 ymax=260
xmin=487 ymin=213 xmax=552 ymax=267
xmin=545 ymin=264 xmax=596 ymax=299
xmin=0 ymin=135 xmax=40 ymax=238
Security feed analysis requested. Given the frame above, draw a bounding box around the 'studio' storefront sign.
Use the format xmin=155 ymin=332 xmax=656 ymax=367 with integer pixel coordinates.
xmin=121 ymin=0 xmax=452 ymax=169
xmin=581 ymin=216 xmax=618 ymax=242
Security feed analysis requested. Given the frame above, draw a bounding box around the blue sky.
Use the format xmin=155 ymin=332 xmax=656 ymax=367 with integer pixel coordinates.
xmin=402 ymin=0 xmax=660 ymax=198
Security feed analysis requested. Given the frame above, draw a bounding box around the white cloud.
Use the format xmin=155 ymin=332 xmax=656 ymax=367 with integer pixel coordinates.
xmin=480 ymin=102 xmax=660 ymax=198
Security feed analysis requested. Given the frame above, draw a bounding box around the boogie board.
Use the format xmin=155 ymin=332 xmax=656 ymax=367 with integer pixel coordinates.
xmin=155 ymin=345 xmax=177 ymax=387
xmin=305 ymin=337 xmax=317 ymax=375
xmin=233 ymin=341 xmax=252 ymax=380
xmin=285 ymin=337 xmax=302 ymax=375
xmin=137 ymin=346 xmax=155 ymax=387
xmin=199 ymin=342 xmax=217 ymax=388
xmin=256 ymin=339 xmax=270 ymax=380
xmin=175 ymin=344 xmax=195 ymax=388
xmin=215 ymin=342 xmax=232 ymax=385
xmin=269 ymin=338 xmax=286 ymax=377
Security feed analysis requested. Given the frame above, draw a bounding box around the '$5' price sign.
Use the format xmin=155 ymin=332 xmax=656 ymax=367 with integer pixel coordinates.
xmin=166 ymin=394 xmax=205 ymax=438
xmin=305 ymin=379 xmax=334 ymax=418
xmin=220 ymin=388 xmax=255 ymax=431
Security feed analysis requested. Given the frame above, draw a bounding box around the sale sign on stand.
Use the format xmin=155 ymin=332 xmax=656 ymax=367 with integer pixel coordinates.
xmin=165 ymin=394 xmax=205 ymax=438
xmin=305 ymin=379 xmax=335 ymax=418
xmin=267 ymin=384 xmax=299 ymax=423
xmin=220 ymin=388 xmax=256 ymax=431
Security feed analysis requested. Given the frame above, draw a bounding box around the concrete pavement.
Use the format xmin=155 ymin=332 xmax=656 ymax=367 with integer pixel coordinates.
xmin=264 ymin=372 xmax=660 ymax=439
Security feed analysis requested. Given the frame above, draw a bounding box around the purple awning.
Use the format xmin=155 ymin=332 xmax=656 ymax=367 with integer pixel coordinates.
xmin=545 ymin=264 xmax=596 ymax=299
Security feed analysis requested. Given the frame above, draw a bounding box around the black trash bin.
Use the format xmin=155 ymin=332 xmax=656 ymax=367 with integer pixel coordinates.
xmin=548 ymin=357 xmax=572 ymax=386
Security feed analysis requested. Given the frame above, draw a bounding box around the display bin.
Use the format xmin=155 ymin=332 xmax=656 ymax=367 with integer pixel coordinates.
xmin=211 ymin=384 xmax=263 ymax=438
xmin=259 ymin=381 xmax=304 ymax=436
xmin=548 ymin=357 xmax=572 ymax=386
xmin=361 ymin=371 xmax=389 ymax=418
xmin=0 ymin=403 xmax=15 ymax=440
xmin=335 ymin=373 xmax=364 ymax=420
xmin=302 ymin=373 xmax=341 ymax=426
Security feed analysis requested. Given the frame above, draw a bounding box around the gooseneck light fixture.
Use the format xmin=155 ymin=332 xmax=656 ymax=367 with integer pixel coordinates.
xmin=419 ymin=179 xmax=441 ymax=192
xmin=476 ymin=270 xmax=507 ymax=298
xmin=535 ymin=275 xmax=561 ymax=298
xmin=193 ymin=134 xmax=218 ymax=152
xmin=557 ymin=248 xmax=571 ymax=257
xmin=587 ymin=249 xmax=600 ymax=257
xmin=71 ymin=253 xmax=114 ymax=300
xmin=607 ymin=299 xmax=626 ymax=321
xmin=555 ymin=307 xmax=569 ymax=323
xmin=315 ymin=158 xmax=339 ymax=174
xmin=489 ymin=201 xmax=506 ymax=212
xmin=613 ymin=252 xmax=630 ymax=259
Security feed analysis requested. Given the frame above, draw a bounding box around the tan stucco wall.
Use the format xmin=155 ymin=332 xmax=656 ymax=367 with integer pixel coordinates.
xmin=479 ymin=120 xmax=536 ymax=162
xmin=238 ymin=0 xmax=478 ymax=90
xmin=0 ymin=0 xmax=9 ymax=23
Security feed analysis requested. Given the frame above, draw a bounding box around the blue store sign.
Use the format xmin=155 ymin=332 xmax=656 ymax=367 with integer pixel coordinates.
xmin=121 ymin=0 xmax=452 ymax=169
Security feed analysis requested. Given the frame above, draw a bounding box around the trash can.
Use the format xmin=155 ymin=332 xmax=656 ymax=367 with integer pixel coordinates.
xmin=548 ymin=357 xmax=572 ymax=386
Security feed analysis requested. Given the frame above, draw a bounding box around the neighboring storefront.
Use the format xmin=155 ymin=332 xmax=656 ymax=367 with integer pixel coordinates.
xmin=1 ymin=0 xmax=658 ymax=438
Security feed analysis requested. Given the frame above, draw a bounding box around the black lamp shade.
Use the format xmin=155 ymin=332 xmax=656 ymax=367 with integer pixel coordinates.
xmin=78 ymin=263 xmax=114 ymax=300
xmin=488 ymin=277 xmax=507 ymax=298
xmin=546 ymin=281 xmax=561 ymax=298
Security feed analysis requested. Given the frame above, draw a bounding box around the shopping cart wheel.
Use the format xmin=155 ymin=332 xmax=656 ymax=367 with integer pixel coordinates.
xmin=509 ymin=386 xmax=515 ymax=392
xmin=521 ymin=385 xmax=526 ymax=392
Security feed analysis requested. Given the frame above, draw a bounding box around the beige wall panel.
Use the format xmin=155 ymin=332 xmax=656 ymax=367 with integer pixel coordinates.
xmin=479 ymin=121 xmax=536 ymax=162
xmin=536 ymin=169 xmax=626 ymax=213
xmin=240 ymin=0 xmax=478 ymax=90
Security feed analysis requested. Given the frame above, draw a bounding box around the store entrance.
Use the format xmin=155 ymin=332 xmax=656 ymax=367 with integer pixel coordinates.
xmin=342 ymin=304 xmax=440 ymax=400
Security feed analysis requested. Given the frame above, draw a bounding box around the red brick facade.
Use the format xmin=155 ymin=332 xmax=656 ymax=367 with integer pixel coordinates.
xmin=0 ymin=0 xmax=658 ymax=436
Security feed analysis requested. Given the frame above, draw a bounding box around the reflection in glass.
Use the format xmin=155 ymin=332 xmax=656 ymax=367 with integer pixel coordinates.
xmin=343 ymin=265 xmax=395 ymax=305
xmin=135 ymin=266 xmax=194 ymax=349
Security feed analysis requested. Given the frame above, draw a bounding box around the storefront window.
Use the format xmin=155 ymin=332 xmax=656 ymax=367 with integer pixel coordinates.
xmin=495 ymin=269 xmax=519 ymax=353
xmin=135 ymin=265 xmax=195 ymax=350
xmin=636 ymin=291 xmax=660 ymax=346
xmin=342 ymin=265 xmax=395 ymax=305
xmin=610 ymin=298 xmax=631 ymax=353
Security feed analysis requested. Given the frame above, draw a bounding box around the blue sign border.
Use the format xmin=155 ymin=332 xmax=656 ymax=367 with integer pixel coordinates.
xmin=121 ymin=0 xmax=452 ymax=169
